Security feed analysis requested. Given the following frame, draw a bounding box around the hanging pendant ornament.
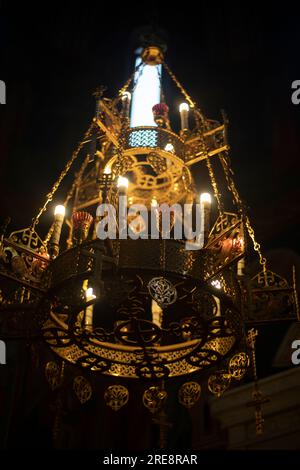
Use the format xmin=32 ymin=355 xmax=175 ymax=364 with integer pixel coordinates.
xmin=178 ymin=382 xmax=201 ymax=408
xmin=143 ymin=386 xmax=167 ymax=414
xmin=73 ymin=376 xmax=93 ymax=404
xmin=229 ymin=352 xmax=250 ymax=381
xmin=45 ymin=361 xmax=64 ymax=391
xmin=104 ymin=385 xmax=129 ymax=411
xmin=208 ymin=370 xmax=231 ymax=397
xmin=148 ymin=277 xmax=177 ymax=308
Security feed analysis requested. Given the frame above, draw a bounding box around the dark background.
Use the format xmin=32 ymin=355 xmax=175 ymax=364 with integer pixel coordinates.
xmin=0 ymin=1 xmax=300 ymax=255
xmin=0 ymin=1 xmax=300 ymax=451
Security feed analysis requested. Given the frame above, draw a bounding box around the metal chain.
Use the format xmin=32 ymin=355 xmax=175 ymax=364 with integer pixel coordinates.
xmin=118 ymin=61 xmax=144 ymax=97
xmin=31 ymin=122 xmax=95 ymax=230
xmin=292 ymin=266 xmax=300 ymax=321
xmin=245 ymin=218 xmax=267 ymax=273
xmin=162 ymin=62 xmax=196 ymax=109
xmin=219 ymin=154 xmax=243 ymax=209
xmin=43 ymin=155 xmax=90 ymax=245
xmin=205 ymin=157 xmax=223 ymax=213
xmin=220 ymin=153 xmax=267 ymax=273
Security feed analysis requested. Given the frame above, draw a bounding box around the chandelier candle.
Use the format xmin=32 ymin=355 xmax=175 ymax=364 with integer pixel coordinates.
xmin=85 ymin=287 xmax=96 ymax=331
xmin=200 ymin=192 xmax=212 ymax=244
xmin=2 ymin=38 xmax=298 ymax=450
xmin=117 ymin=176 xmax=129 ymax=195
xmin=179 ymin=102 xmax=189 ymax=130
xmin=49 ymin=205 xmax=65 ymax=259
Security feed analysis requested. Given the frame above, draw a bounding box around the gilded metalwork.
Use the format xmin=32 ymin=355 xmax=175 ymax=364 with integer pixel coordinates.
xmin=104 ymin=385 xmax=129 ymax=411
xmin=148 ymin=277 xmax=177 ymax=308
xmin=45 ymin=361 xmax=64 ymax=391
xmin=208 ymin=370 xmax=231 ymax=397
xmin=0 ymin=41 xmax=298 ymax=436
xmin=178 ymin=382 xmax=201 ymax=408
xmin=141 ymin=46 xmax=164 ymax=65
xmin=249 ymin=269 xmax=295 ymax=322
xmin=73 ymin=376 xmax=92 ymax=404
xmin=246 ymin=328 xmax=270 ymax=435
xmin=143 ymin=386 xmax=167 ymax=413
xmin=228 ymin=352 xmax=250 ymax=380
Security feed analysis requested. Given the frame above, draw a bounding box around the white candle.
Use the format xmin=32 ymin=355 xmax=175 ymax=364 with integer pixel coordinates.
xmin=117 ymin=176 xmax=129 ymax=195
xmin=179 ymin=102 xmax=189 ymax=130
xmin=200 ymin=193 xmax=211 ymax=245
xmin=85 ymin=287 xmax=96 ymax=331
xmin=50 ymin=205 xmax=65 ymax=259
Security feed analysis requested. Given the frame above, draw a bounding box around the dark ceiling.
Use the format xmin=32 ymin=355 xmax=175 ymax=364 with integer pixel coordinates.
xmin=0 ymin=1 xmax=300 ymax=257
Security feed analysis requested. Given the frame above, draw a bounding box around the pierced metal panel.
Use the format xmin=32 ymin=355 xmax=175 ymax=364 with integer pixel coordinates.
xmin=129 ymin=129 xmax=158 ymax=148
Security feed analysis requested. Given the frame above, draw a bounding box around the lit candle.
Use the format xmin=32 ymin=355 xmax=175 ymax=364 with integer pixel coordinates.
xmin=117 ymin=176 xmax=129 ymax=195
xmin=49 ymin=205 xmax=65 ymax=259
xmin=200 ymin=193 xmax=211 ymax=245
xmin=179 ymin=102 xmax=189 ymax=130
xmin=85 ymin=287 xmax=96 ymax=331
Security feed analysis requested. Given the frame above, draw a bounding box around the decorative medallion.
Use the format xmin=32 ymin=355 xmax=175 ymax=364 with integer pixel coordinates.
xmin=104 ymin=385 xmax=129 ymax=411
xmin=73 ymin=376 xmax=92 ymax=404
xmin=178 ymin=381 xmax=201 ymax=408
xmin=229 ymin=352 xmax=250 ymax=380
xmin=45 ymin=361 xmax=63 ymax=391
xmin=143 ymin=386 xmax=167 ymax=413
xmin=148 ymin=277 xmax=177 ymax=308
xmin=208 ymin=370 xmax=231 ymax=397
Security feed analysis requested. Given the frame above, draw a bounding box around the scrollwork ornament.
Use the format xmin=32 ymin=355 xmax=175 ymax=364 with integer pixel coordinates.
xmin=73 ymin=376 xmax=92 ymax=404
xmin=143 ymin=386 xmax=167 ymax=413
xmin=45 ymin=361 xmax=63 ymax=391
xmin=148 ymin=277 xmax=177 ymax=308
xmin=229 ymin=352 xmax=250 ymax=380
xmin=178 ymin=381 xmax=201 ymax=408
xmin=208 ymin=370 xmax=231 ymax=397
xmin=104 ymin=385 xmax=129 ymax=411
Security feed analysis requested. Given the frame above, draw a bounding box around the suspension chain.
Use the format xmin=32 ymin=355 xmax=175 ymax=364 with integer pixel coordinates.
xmin=245 ymin=218 xmax=267 ymax=273
xmin=118 ymin=61 xmax=144 ymax=97
xmin=220 ymin=152 xmax=267 ymax=273
xmin=162 ymin=62 xmax=196 ymax=109
xmin=43 ymin=155 xmax=91 ymax=245
xmin=219 ymin=154 xmax=243 ymax=209
xmin=31 ymin=122 xmax=95 ymax=231
xmin=205 ymin=157 xmax=223 ymax=213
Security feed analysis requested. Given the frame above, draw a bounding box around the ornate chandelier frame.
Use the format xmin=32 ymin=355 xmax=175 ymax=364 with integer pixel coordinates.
xmin=0 ymin=44 xmax=299 ymax=441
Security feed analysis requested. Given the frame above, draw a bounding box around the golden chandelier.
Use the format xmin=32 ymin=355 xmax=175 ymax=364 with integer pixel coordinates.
xmin=0 ymin=40 xmax=298 ymax=439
